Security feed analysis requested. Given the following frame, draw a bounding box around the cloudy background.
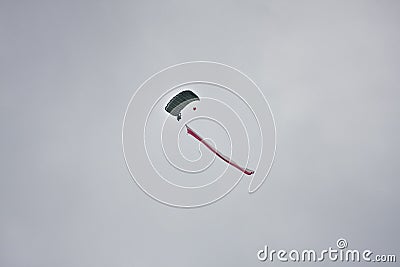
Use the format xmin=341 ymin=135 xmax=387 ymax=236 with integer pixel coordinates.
xmin=1 ymin=0 xmax=399 ymax=266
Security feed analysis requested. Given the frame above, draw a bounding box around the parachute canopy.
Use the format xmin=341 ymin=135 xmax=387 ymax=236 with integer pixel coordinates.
xmin=165 ymin=90 xmax=199 ymax=121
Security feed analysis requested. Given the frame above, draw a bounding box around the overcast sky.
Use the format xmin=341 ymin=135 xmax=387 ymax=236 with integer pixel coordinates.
xmin=1 ymin=1 xmax=399 ymax=266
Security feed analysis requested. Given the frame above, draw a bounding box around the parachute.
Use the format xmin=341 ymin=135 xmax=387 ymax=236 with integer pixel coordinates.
xmin=165 ymin=90 xmax=200 ymax=121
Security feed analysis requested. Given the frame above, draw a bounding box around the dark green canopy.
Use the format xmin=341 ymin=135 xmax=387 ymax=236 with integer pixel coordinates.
xmin=165 ymin=90 xmax=199 ymax=121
